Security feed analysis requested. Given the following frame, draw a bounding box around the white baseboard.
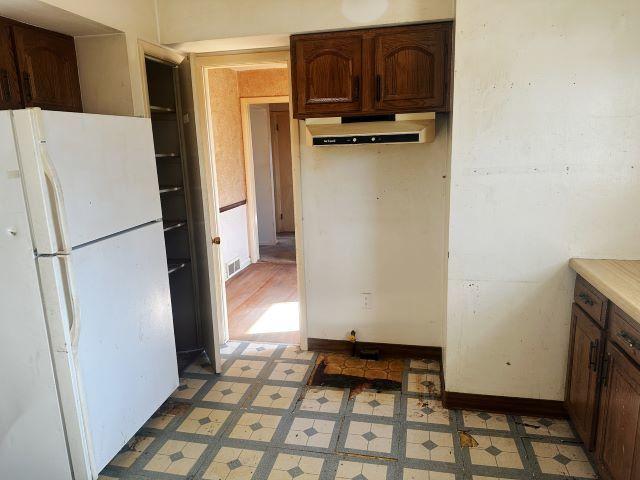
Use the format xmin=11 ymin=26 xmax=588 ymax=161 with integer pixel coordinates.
xmin=239 ymin=257 xmax=252 ymax=270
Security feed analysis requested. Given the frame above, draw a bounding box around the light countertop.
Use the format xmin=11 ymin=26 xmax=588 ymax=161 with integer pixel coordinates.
xmin=569 ymin=258 xmax=640 ymax=326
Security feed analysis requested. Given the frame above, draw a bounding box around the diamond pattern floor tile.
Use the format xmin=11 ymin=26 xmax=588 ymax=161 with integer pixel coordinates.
xmin=98 ymin=341 xmax=597 ymax=480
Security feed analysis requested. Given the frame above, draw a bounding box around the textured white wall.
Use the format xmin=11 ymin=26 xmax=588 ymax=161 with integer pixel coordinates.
xmin=300 ymin=117 xmax=450 ymax=345
xmin=36 ymin=0 xmax=160 ymax=115
xmin=219 ymin=205 xmax=251 ymax=278
xmin=446 ymin=0 xmax=640 ymax=399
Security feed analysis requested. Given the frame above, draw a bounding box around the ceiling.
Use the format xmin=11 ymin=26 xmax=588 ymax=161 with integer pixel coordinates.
xmin=0 ymin=0 xmax=117 ymax=36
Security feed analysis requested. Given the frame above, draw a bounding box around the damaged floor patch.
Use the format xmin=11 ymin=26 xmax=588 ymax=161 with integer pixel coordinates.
xmin=458 ymin=430 xmax=479 ymax=448
xmin=308 ymin=358 xmax=402 ymax=396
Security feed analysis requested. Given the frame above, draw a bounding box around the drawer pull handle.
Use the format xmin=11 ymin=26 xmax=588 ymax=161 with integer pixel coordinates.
xmin=376 ymin=75 xmax=382 ymax=102
xmin=617 ymin=330 xmax=639 ymax=351
xmin=588 ymin=339 xmax=599 ymax=372
xmin=353 ymin=76 xmax=360 ymax=100
xmin=578 ymin=292 xmax=595 ymax=306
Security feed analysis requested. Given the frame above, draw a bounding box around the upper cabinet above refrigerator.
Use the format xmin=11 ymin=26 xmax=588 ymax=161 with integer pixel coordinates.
xmin=0 ymin=16 xmax=82 ymax=112
xmin=290 ymin=22 xmax=453 ymax=119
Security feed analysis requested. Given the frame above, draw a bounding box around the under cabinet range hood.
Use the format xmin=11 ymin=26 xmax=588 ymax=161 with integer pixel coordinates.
xmin=305 ymin=112 xmax=435 ymax=146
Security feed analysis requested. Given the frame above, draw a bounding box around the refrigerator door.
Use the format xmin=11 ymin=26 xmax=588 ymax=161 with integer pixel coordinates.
xmin=40 ymin=221 xmax=178 ymax=474
xmin=12 ymin=108 xmax=162 ymax=254
xmin=0 ymin=111 xmax=76 ymax=480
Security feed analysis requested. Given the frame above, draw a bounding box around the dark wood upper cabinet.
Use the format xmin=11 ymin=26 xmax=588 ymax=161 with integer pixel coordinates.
xmin=292 ymin=33 xmax=362 ymax=116
xmin=373 ymin=23 xmax=450 ymax=112
xmin=0 ymin=25 xmax=21 ymax=109
xmin=290 ymin=21 xmax=452 ymax=119
xmin=12 ymin=25 xmax=82 ymax=112
xmin=595 ymin=342 xmax=640 ymax=480
xmin=0 ymin=17 xmax=82 ymax=112
xmin=565 ymin=303 xmax=604 ymax=449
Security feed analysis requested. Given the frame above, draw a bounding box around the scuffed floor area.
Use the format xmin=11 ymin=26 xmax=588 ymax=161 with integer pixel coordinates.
xmin=99 ymin=342 xmax=597 ymax=480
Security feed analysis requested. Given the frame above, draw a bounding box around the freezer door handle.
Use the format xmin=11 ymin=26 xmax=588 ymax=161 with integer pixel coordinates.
xmin=59 ymin=254 xmax=81 ymax=348
xmin=40 ymin=140 xmax=72 ymax=254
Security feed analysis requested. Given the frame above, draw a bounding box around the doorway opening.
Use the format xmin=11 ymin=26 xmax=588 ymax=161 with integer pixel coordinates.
xmin=205 ymin=65 xmax=301 ymax=346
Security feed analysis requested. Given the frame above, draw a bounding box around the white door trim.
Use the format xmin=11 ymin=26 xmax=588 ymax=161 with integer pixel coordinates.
xmin=193 ymin=51 xmax=308 ymax=350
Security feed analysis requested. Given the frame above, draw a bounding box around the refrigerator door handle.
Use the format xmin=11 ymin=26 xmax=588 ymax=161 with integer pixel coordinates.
xmin=59 ymin=254 xmax=81 ymax=348
xmin=39 ymin=142 xmax=72 ymax=254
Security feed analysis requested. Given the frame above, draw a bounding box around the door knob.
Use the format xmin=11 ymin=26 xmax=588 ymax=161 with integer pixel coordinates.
xmin=212 ymin=236 xmax=221 ymax=245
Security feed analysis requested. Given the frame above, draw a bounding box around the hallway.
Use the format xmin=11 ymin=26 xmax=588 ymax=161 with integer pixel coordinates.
xmin=226 ymin=262 xmax=299 ymax=344
xmin=259 ymin=233 xmax=296 ymax=264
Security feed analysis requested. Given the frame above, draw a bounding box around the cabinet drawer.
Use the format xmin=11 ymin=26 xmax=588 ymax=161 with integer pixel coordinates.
xmin=574 ymin=276 xmax=608 ymax=328
xmin=610 ymin=305 xmax=640 ymax=366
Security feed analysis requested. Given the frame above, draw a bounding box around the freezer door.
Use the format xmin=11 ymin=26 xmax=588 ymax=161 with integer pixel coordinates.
xmin=42 ymin=221 xmax=178 ymax=474
xmin=0 ymin=110 xmax=76 ymax=480
xmin=12 ymin=108 xmax=162 ymax=254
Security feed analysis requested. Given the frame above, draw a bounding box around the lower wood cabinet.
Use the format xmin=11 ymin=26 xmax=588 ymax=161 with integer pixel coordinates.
xmin=595 ymin=341 xmax=640 ymax=480
xmin=565 ymin=276 xmax=640 ymax=480
xmin=566 ymin=303 xmax=603 ymax=449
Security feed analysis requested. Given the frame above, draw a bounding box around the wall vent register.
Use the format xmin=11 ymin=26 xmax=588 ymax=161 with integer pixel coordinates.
xmin=226 ymin=258 xmax=241 ymax=278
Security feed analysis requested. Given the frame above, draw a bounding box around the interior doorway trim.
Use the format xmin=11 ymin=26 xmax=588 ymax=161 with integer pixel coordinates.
xmin=240 ymin=96 xmax=289 ymax=264
xmin=193 ymin=50 xmax=308 ymax=350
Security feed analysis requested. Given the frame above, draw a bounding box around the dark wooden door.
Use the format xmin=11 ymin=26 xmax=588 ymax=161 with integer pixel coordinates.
xmin=373 ymin=23 xmax=451 ymax=112
xmin=12 ymin=25 xmax=82 ymax=112
xmin=566 ymin=304 xmax=603 ymax=449
xmin=292 ymin=33 xmax=362 ymax=117
xmin=596 ymin=342 xmax=640 ymax=480
xmin=0 ymin=25 xmax=21 ymax=109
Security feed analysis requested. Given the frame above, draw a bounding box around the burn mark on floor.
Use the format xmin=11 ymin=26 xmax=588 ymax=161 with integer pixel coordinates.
xmin=308 ymin=357 xmax=402 ymax=396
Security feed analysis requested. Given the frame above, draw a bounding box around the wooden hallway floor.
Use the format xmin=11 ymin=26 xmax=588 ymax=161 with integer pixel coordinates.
xmin=225 ymin=262 xmax=299 ymax=344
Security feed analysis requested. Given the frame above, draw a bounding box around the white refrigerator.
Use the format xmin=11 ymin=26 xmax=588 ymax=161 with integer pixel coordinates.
xmin=0 ymin=109 xmax=179 ymax=479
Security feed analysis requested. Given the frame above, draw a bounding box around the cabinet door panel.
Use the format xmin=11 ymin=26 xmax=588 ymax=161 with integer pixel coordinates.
xmin=12 ymin=25 xmax=82 ymax=112
xmin=373 ymin=23 xmax=451 ymax=112
xmin=293 ymin=34 xmax=361 ymax=117
xmin=596 ymin=342 xmax=640 ymax=480
xmin=566 ymin=304 xmax=603 ymax=449
xmin=0 ymin=25 xmax=22 ymax=109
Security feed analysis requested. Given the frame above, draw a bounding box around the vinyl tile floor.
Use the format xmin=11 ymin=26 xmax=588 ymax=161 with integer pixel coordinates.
xmin=99 ymin=342 xmax=598 ymax=480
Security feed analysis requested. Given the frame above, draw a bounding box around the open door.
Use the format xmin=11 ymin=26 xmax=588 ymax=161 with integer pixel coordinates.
xmin=178 ymin=55 xmax=223 ymax=372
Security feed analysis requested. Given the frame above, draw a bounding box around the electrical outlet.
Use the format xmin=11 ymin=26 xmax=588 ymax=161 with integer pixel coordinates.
xmin=361 ymin=292 xmax=373 ymax=310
